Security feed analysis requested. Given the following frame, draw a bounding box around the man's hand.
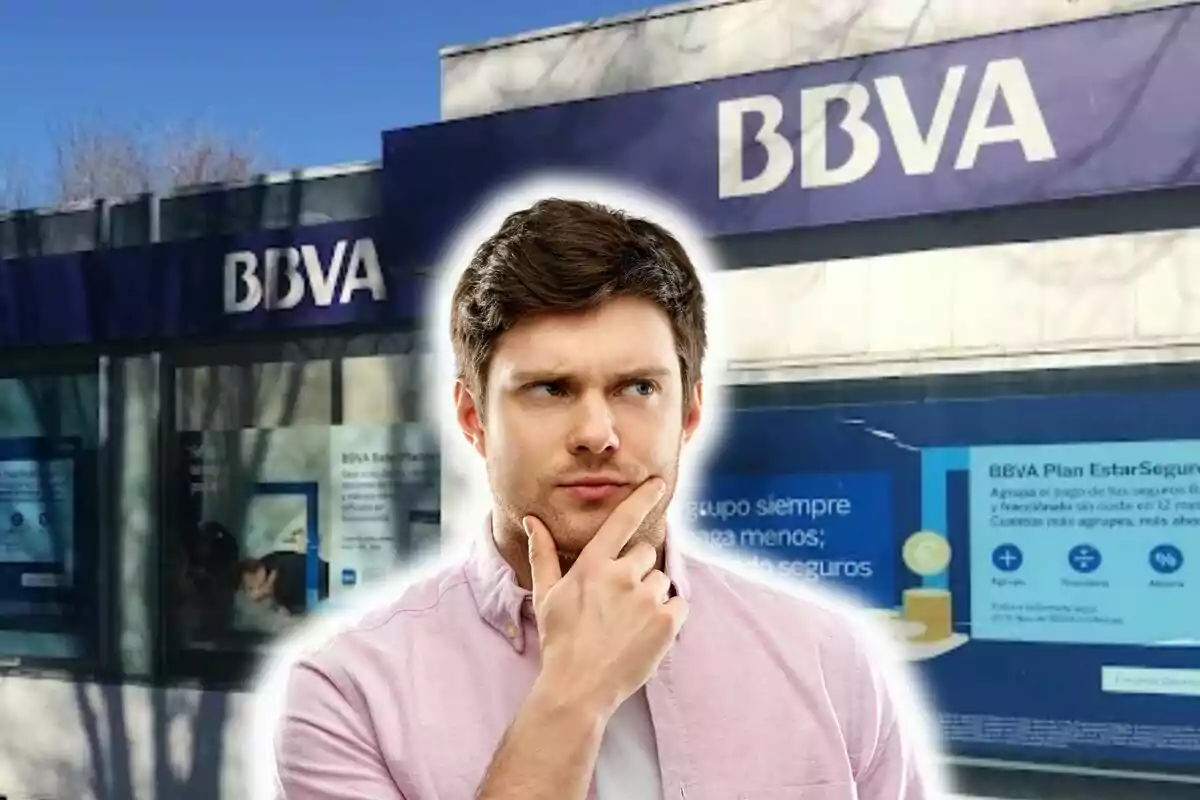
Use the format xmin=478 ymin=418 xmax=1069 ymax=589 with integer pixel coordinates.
xmin=524 ymin=476 xmax=689 ymax=719
xmin=474 ymin=477 xmax=687 ymax=799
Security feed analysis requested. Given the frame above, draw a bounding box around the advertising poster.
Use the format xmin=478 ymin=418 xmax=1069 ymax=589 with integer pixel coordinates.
xmin=690 ymin=387 xmax=1200 ymax=775
xmin=330 ymin=424 xmax=440 ymax=598
xmin=0 ymin=436 xmax=92 ymax=659
xmin=175 ymin=423 xmax=439 ymax=653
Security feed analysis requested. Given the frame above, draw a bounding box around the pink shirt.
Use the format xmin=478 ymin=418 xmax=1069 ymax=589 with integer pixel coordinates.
xmin=271 ymin=528 xmax=943 ymax=799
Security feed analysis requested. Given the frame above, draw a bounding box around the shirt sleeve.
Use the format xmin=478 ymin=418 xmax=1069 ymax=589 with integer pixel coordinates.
xmin=272 ymin=658 xmax=409 ymax=800
xmin=847 ymin=628 xmax=949 ymax=800
xmin=853 ymin=713 xmax=935 ymax=800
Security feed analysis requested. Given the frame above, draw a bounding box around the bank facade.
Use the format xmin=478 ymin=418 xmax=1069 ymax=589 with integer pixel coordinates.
xmin=1 ymin=2 xmax=1198 ymax=798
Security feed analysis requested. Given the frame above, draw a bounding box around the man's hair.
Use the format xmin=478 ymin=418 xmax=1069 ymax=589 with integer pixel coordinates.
xmin=450 ymin=197 xmax=707 ymax=412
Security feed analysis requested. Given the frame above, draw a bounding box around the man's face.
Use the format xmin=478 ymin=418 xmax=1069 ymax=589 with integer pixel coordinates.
xmin=455 ymin=295 xmax=702 ymax=559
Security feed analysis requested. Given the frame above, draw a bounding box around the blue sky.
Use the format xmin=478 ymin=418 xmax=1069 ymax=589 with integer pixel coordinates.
xmin=1 ymin=0 xmax=656 ymax=196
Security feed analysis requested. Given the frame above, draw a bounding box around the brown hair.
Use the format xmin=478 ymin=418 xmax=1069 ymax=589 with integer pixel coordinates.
xmin=450 ymin=198 xmax=707 ymax=412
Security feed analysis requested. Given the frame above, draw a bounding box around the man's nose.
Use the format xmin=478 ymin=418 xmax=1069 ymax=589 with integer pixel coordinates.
xmin=567 ymin=392 xmax=619 ymax=454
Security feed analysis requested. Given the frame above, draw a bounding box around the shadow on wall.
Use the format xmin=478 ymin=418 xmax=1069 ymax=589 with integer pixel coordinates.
xmin=0 ymin=679 xmax=251 ymax=800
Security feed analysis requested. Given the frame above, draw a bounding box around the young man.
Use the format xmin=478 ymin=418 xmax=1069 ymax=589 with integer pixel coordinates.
xmin=267 ymin=197 xmax=944 ymax=799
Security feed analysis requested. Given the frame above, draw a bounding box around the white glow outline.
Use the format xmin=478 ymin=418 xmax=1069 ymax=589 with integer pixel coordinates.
xmin=247 ymin=170 xmax=954 ymax=799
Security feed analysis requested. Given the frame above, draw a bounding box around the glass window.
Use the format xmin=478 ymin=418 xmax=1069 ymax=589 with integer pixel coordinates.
xmin=337 ymin=336 xmax=442 ymax=567
xmin=158 ymin=169 xmax=380 ymax=242
xmin=0 ymin=361 xmax=103 ymax=668
xmin=164 ymin=332 xmax=439 ymax=686
xmin=0 ymin=208 xmax=98 ymax=259
xmin=272 ymin=170 xmax=380 ymax=228
xmin=109 ymin=198 xmax=152 ymax=248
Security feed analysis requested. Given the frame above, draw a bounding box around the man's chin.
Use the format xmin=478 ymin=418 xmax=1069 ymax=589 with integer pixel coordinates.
xmin=546 ymin=518 xmax=602 ymax=563
xmin=549 ymin=502 xmax=608 ymax=528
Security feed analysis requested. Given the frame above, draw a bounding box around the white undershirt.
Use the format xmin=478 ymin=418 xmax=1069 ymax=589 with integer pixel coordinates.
xmin=594 ymin=687 xmax=663 ymax=799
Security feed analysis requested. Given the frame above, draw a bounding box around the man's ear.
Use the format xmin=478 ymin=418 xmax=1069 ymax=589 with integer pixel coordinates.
xmin=454 ymin=379 xmax=487 ymax=458
xmin=682 ymin=379 xmax=703 ymax=444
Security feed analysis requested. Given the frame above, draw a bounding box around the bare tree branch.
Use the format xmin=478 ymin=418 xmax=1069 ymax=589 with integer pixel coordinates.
xmin=157 ymin=119 xmax=264 ymax=189
xmin=0 ymin=115 xmax=268 ymax=211
xmin=50 ymin=117 xmax=156 ymax=204
xmin=0 ymin=152 xmax=34 ymax=212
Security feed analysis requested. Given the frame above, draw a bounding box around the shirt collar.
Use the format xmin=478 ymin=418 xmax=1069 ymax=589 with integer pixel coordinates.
xmin=465 ymin=514 xmax=692 ymax=653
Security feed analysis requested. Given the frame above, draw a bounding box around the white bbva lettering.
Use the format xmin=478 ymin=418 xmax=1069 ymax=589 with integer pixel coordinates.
xmin=223 ymin=237 xmax=386 ymax=314
xmin=717 ymin=58 xmax=1056 ymax=198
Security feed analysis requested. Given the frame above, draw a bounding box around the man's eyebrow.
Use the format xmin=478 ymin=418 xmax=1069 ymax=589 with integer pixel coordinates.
xmin=508 ymin=369 xmax=565 ymax=385
xmin=615 ymin=367 xmax=673 ymax=381
xmin=507 ymin=366 xmax=674 ymax=384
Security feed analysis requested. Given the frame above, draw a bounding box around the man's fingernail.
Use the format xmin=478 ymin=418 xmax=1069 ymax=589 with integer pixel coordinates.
xmin=521 ymin=516 xmax=532 ymax=537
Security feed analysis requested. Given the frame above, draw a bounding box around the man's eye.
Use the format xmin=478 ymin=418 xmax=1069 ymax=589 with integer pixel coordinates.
xmin=530 ymin=382 xmax=566 ymax=397
xmin=622 ymin=381 xmax=656 ymax=397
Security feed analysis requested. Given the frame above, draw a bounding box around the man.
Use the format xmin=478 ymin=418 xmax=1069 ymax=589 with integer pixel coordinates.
xmin=267 ymin=197 xmax=945 ymax=799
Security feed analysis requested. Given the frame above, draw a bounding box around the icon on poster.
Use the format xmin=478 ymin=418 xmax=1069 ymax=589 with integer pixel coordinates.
xmin=903 ymin=531 xmax=952 ymax=576
xmin=1068 ymin=544 xmax=1101 ymax=574
xmin=341 ymin=568 xmax=358 ymax=587
xmin=1149 ymin=544 xmax=1183 ymax=575
xmin=864 ymin=530 xmax=972 ymax=663
xmin=992 ymin=543 xmax=1023 ymax=572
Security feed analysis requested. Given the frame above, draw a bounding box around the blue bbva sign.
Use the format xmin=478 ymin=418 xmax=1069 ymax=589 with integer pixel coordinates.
xmin=712 ymin=56 xmax=1055 ymax=199
xmin=222 ymin=231 xmax=386 ymax=314
xmin=382 ymin=5 xmax=1200 ymax=269
xmin=0 ymin=219 xmax=424 ymax=349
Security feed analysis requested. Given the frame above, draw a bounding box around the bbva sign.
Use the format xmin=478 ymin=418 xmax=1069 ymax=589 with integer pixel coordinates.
xmin=717 ymin=57 xmax=1057 ymax=198
xmin=224 ymin=237 xmax=386 ymax=314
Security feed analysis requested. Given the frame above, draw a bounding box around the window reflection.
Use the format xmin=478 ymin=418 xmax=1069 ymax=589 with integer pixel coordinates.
xmin=166 ymin=336 xmax=439 ymax=682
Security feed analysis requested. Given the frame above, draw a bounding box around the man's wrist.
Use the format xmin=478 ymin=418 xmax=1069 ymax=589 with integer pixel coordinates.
xmin=526 ymin=671 xmax=614 ymax=735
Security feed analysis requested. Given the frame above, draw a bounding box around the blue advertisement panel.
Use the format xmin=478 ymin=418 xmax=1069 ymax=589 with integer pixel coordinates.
xmin=382 ymin=5 xmax=1200 ymax=270
xmin=0 ymin=437 xmax=94 ymax=642
xmin=692 ymin=382 xmax=1200 ymax=774
xmin=687 ymin=472 xmax=895 ymax=607
xmin=0 ymin=218 xmax=424 ymax=350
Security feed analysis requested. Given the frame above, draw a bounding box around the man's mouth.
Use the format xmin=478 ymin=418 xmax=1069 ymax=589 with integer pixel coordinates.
xmin=558 ymin=475 xmax=629 ymax=503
